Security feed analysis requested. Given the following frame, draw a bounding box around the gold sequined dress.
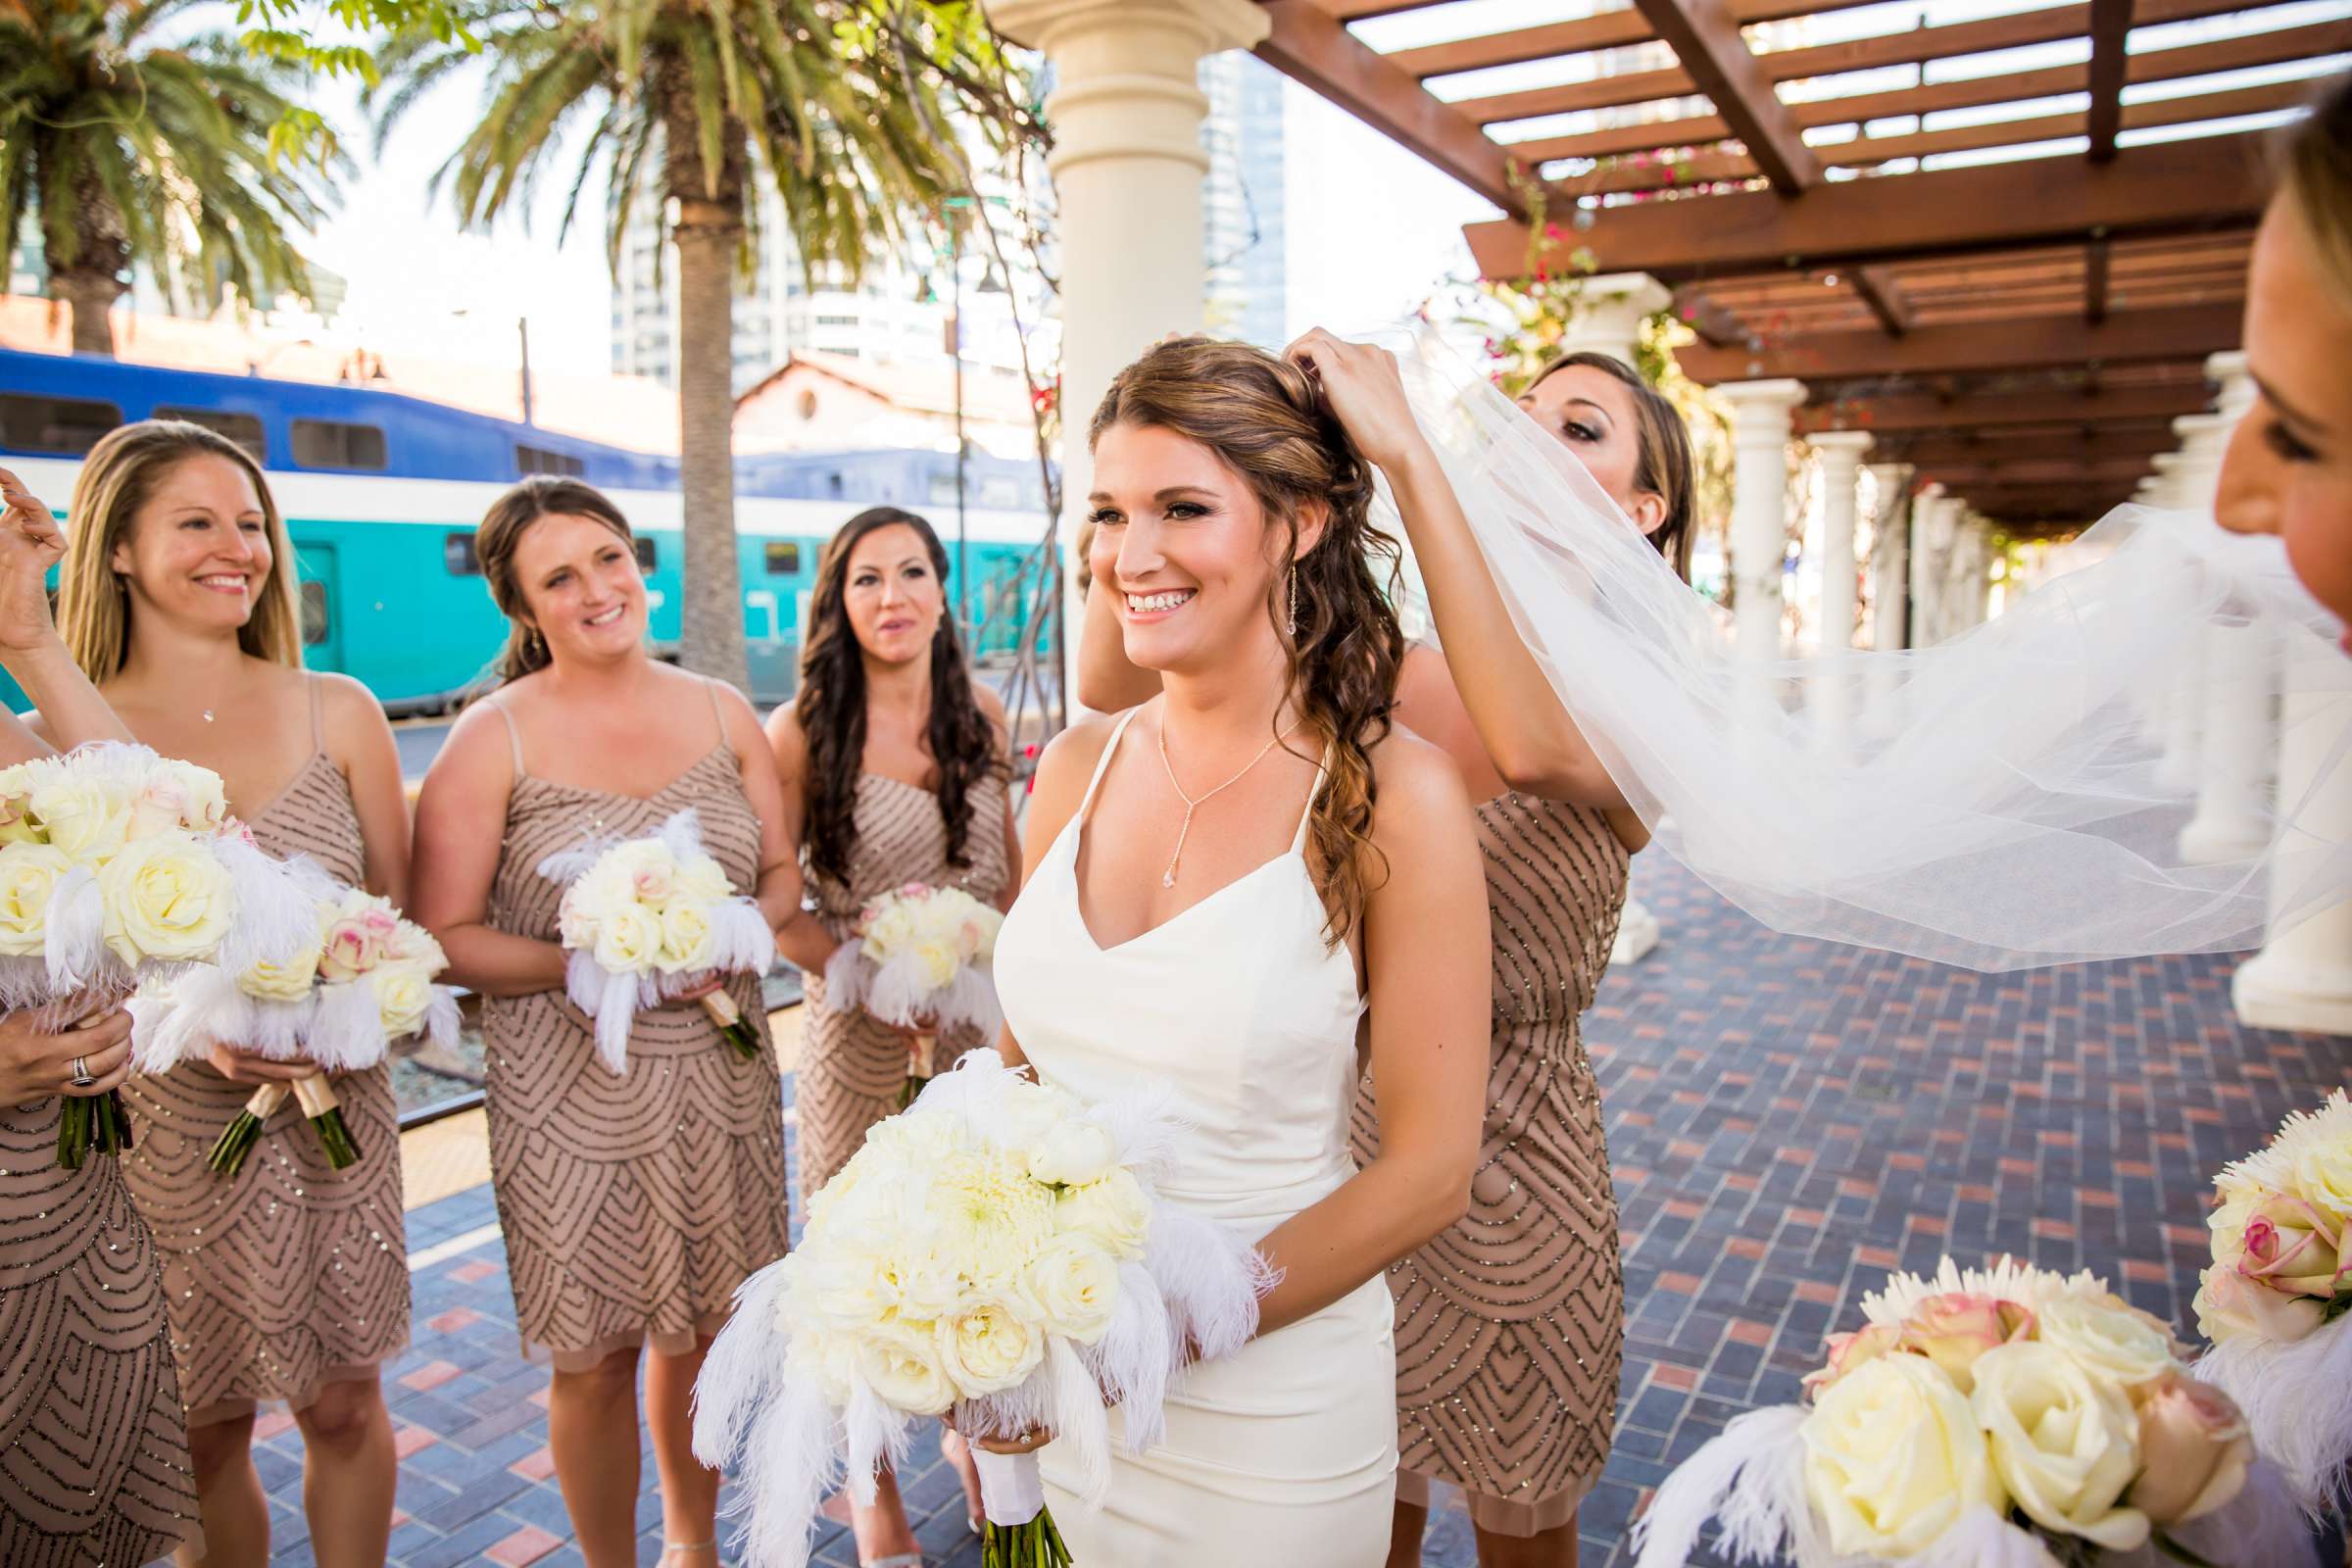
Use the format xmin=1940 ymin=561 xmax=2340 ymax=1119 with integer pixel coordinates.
xmin=122 ymin=679 xmax=411 ymax=1427
xmin=1 ymin=1093 xmax=197 ymax=1565
xmin=1352 ymin=792 xmax=1628 ymax=1537
xmin=479 ymin=690 xmax=788 ymax=1370
xmin=795 ymin=770 xmax=1010 ymax=1201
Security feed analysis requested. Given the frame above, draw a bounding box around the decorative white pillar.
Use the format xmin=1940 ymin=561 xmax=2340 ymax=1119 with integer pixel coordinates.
xmin=1865 ymin=463 xmax=1914 ymax=654
xmin=987 ymin=0 xmax=1269 ymax=714
xmin=2234 ymin=634 xmax=2352 ymax=1034
xmin=2148 ymin=451 xmax=2204 ymax=790
xmin=1561 ymin=273 xmax=1673 ymax=368
xmin=1813 ymin=432 xmax=1872 ymax=654
xmin=1720 ymin=379 xmax=1808 ymax=662
xmin=2171 ymin=408 xmax=2269 ymax=861
xmin=1909 ymin=488 xmax=1958 ymax=649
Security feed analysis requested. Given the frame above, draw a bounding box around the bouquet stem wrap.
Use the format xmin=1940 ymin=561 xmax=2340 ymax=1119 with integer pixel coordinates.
xmin=291 ymin=1071 xmax=359 ymax=1169
xmin=973 ymin=1451 xmax=1070 ymax=1568
xmin=208 ymin=1082 xmax=288 ymax=1177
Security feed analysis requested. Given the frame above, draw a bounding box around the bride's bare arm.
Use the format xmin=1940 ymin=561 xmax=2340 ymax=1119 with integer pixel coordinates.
xmin=991 ymin=718 xmax=1117 ymax=1074
xmin=1250 ymin=730 xmax=1488 ymax=1339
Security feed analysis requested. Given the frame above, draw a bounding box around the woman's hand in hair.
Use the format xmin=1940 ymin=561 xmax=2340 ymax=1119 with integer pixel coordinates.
xmin=1282 ymin=330 xmax=1433 ymax=474
xmin=0 ymin=467 xmax=68 ymax=656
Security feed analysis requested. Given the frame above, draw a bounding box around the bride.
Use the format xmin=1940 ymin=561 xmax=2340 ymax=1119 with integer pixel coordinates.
xmin=985 ymin=336 xmax=1491 ymax=1562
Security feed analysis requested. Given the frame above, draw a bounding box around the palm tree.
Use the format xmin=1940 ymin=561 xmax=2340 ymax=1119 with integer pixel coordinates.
xmin=375 ymin=1 xmax=1037 ymax=685
xmin=0 ymin=0 xmax=340 ymax=356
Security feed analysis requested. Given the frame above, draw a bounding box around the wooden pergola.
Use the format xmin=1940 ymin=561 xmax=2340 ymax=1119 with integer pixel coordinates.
xmin=1251 ymin=0 xmax=2333 ymax=528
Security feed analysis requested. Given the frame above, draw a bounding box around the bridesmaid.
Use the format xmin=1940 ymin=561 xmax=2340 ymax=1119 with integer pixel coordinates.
xmin=412 ymin=476 xmax=798 ymax=1568
xmin=1075 ymin=339 xmax=1695 ymax=1568
xmin=47 ymin=423 xmax=412 ymax=1568
xmin=763 ymin=505 xmax=1016 ymax=1562
xmin=0 ymin=466 xmax=197 ymax=1568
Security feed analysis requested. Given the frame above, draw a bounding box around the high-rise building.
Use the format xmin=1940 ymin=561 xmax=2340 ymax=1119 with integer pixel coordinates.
xmin=1200 ymin=51 xmax=1287 ymax=348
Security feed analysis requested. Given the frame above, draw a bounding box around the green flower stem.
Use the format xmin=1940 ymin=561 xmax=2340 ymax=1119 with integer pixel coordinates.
xmin=981 ymin=1509 xmax=1072 ymax=1568
xmin=57 ymin=1089 xmax=133 ymax=1170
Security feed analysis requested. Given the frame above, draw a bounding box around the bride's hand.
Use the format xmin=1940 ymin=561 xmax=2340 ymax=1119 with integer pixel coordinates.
xmin=0 ymin=466 xmax=68 ymax=656
xmin=1282 ymin=329 xmax=1432 ymax=473
xmin=941 ymin=1407 xmax=1055 ymax=1455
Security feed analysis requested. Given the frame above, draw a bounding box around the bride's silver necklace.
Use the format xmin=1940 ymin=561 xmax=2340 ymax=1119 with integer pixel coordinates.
xmin=1156 ymin=713 xmax=1298 ymax=889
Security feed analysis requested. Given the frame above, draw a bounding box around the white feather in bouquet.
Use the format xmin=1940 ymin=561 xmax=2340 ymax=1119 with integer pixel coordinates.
xmin=2191 ymin=1089 xmax=2352 ymax=1525
xmin=691 ymin=1049 xmax=1277 ymax=1568
xmin=820 ymin=882 xmax=1004 ymax=1041
xmin=538 ymin=808 xmax=776 ymax=1074
xmin=1632 ymin=1255 xmax=2320 ymax=1568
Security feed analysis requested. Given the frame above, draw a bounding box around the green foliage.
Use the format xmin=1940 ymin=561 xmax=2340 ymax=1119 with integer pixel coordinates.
xmin=0 ymin=0 xmax=345 ymax=343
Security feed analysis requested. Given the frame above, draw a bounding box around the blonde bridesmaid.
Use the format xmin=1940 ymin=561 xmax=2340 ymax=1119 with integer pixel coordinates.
xmin=764 ymin=506 xmax=1017 ymax=1562
xmin=412 ymin=477 xmax=798 ymax=1568
xmin=45 ymin=423 xmax=412 ymax=1568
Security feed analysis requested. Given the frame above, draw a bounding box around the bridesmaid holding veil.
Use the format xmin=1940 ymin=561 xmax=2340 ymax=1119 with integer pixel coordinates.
xmin=987 ymin=336 xmax=1490 ymax=1564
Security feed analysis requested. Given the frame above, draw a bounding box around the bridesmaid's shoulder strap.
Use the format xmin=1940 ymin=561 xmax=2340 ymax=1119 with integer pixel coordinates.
xmin=487 ymin=697 xmax=526 ymax=779
xmin=701 ymin=675 xmax=729 ymax=748
xmin=1290 ymin=735 xmax=1335 ymax=855
xmin=305 ymin=670 xmax=324 ymax=753
xmin=1074 ymin=707 xmax=1141 ymax=825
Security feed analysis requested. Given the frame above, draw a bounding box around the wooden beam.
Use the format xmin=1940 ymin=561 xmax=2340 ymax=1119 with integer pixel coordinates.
xmin=2086 ymin=0 xmax=2133 ymax=162
xmin=1680 ymin=303 xmax=2239 ymax=382
xmin=1307 ymin=0 xmax=1449 ymax=20
xmin=1255 ymin=2 xmax=1524 ymax=216
xmin=1884 ymin=427 xmax=2178 ymax=464
xmin=1390 ymin=12 xmax=1652 ymax=77
xmin=1850 ymin=268 xmax=1912 ymax=337
xmin=1628 ymin=0 xmax=1820 ymax=193
xmin=1796 ymin=384 xmax=2213 ymax=433
xmin=1468 ymin=132 xmax=2270 ymax=282
xmin=2084 ymin=237 xmax=2112 ymax=325
xmin=1495 ymin=20 xmax=2348 ymax=163
xmin=1914 ymin=458 xmax=2157 ymax=486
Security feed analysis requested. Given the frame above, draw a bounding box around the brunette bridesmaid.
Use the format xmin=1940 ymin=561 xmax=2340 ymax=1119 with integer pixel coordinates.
xmin=765 ymin=506 xmax=1016 ymax=1561
xmin=49 ymin=424 xmax=412 ymax=1568
xmin=413 ymin=477 xmax=798 ymax=1568
xmin=0 ymin=465 xmax=196 ymax=1568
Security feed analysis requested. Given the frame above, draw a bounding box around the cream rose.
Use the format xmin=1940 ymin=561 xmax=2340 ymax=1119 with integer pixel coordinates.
xmin=1026 ymin=1117 xmax=1117 ymax=1188
xmin=858 ymin=1323 xmax=958 ymax=1414
xmin=97 ymin=831 xmax=235 ymax=965
xmin=1018 ymin=1235 xmax=1120 ymax=1344
xmin=591 ymin=902 xmax=662 ymax=974
xmin=1799 ymin=1353 xmax=2006 ymax=1558
xmin=655 ymin=900 xmax=716 ymax=974
xmin=30 ymin=776 xmax=132 ymax=863
xmin=2129 ymin=1372 xmax=2253 ymax=1524
xmin=2192 ymin=1262 xmax=2328 ymax=1345
xmin=934 ymin=1298 xmax=1044 ymax=1398
xmin=675 ymin=854 xmax=732 ymax=905
xmin=372 ymin=963 xmax=436 ymax=1038
xmin=240 ymin=940 xmax=324 ymax=1004
xmin=2236 ymin=1194 xmax=2346 ymax=1299
xmin=1055 ymin=1169 xmax=1151 ymax=1261
xmin=1970 ymin=1341 xmax=2149 ymax=1550
xmin=2295 ymin=1137 xmax=2352 ymax=1223
xmin=2035 ymin=1296 xmax=2180 ymax=1393
xmin=0 ymin=841 xmax=71 ymax=956
xmin=910 ymin=939 xmax=957 ymax=991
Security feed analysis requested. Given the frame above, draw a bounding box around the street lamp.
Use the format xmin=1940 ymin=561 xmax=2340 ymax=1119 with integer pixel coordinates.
xmin=452 ymin=308 xmax=534 ymax=425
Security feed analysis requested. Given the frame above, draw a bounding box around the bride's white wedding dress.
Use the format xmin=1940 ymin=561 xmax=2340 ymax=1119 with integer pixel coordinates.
xmin=992 ymin=708 xmax=1398 ymax=1564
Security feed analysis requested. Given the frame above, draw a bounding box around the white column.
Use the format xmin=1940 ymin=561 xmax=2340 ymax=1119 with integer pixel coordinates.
xmin=1720 ymin=379 xmax=1808 ymax=662
xmin=2208 ymin=349 xmax=2257 ymax=427
xmin=1865 ymin=463 xmax=1914 ymax=653
xmin=1560 ymin=273 xmax=1673 ymax=368
xmin=2147 ymin=452 xmax=2205 ymax=789
xmin=2234 ymin=636 xmax=2352 ymax=1033
xmin=987 ymin=0 xmax=1269 ymax=714
xmin=1909 ymin=488 xmax=1957 ymax=648
xmin=2171 ymin=409 xmax=2267 ymax=861
xmin=1813 ymin=432 xmax=1872 ymax=654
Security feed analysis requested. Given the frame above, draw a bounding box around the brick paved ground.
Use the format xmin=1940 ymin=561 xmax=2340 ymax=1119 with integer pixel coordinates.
xmin=253 ymin=854 xmax=2344 ymax=1567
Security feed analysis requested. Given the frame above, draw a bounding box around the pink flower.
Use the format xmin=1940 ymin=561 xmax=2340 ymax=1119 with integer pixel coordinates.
xmin=1899 ymin=1292 xmax=2034 ymax=1392
xmin=2130 ymin=1372 xmax=2253 ymax=1523
xmin=1803 ymin=1321 xmax=1900 ymax=1396
xmin=2238 ymin=1194 xmax=2347 ymax=1298
xmin=318 ymin=917 xmax=387 ymax=982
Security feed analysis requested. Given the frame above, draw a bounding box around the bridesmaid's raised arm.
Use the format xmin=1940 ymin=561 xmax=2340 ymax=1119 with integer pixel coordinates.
xmin=1075 ymin=563 xmax=1163 ymax=714
xmin=411 ymin=701 xmax=565 ymax=998
xmin=0 ymin=466 xmax=130 ymax=756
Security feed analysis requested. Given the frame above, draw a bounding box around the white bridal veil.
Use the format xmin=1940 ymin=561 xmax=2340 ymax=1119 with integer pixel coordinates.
xmin=1377 ymin=331 xmax=2352 ymax=973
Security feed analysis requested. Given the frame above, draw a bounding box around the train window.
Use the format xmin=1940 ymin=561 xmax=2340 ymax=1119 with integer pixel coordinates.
xmin=153 ymin=407 xmax=266 ymax=462
xmin=634 ymin=537 xmax=657 ymax=572
xmin=298 ymin=579 xmax=329 ymax=647
xmin=0 ymin=393 xmax=121 ymax=456
xmin=515 ymin=443 xmax=585 ymax=478
xmin=290 ymin=418 xmax=387 ymax=471
xmin=443 ymin=534 xmax=481 ymax=575
xmin=763 ymin=542 xmax=801 ymax=575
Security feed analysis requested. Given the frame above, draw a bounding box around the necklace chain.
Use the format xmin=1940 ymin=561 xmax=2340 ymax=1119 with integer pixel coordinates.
xmin=1155 ymin=714 xmax=1297 ymax=889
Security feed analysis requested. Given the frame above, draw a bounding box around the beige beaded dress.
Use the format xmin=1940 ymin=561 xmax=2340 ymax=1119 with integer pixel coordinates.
xmin=480 ymin=687 xmax=788 ymax=1369
xmin=795 ymin=770 xmax=1010 ymax=1200
xmin=1353 ymin=792 xmax=1628 ymax=1537
xmin=122 ymin=676 xmax=410 ymax=1427
xmin=1 ymin=1094 xmax=197 ymax=1565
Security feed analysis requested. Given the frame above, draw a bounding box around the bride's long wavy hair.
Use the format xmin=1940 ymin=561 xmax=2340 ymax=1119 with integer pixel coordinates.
xmin=1088 ymin=336 xmax=1406 ymax=949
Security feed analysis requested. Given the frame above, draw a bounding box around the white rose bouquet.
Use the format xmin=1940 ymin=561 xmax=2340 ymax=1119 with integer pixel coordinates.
xmin=131 ymin=876 xmax=461 ymax=1176
xmin=2192 ymin=1090 xmax=2352 ymax=1526
xmin=0 ymin=743 xmax=320 ymax=1167
xmin=537 ymin=808 xmax=776 ymax=1075
xmin=820 ymin=883 xmax=1004 ymax=1062
xmin=1633 ymin=1256 xmax=2315 ymax=1568
xmin=692 ymin=1049 xmax=1277 ymax=1568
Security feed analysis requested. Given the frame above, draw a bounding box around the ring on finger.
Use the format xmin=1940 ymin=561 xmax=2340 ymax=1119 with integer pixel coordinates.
xmin=69 ymin=1054 xmax=94 ymax=1088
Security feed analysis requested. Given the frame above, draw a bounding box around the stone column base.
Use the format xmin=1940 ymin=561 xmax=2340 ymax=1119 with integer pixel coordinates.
xmin=1612 ymin=897 xmax=1661 ymax=966
xmin=2232 ymin=947 xmax=2352 ymax=1036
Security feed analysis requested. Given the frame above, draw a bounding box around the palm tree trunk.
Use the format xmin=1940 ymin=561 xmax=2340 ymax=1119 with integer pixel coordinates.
xmin=53 ymin=269 xmax=122 ymax=356
xmin=50 ymin=181 xmax=129 ymax=358
xmin=662 ymin=89 xmax=750 ymax=689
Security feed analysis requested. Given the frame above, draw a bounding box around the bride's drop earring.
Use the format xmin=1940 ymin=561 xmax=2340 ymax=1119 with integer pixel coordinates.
xmin=1287 ymin=564 xmax=1298 ymax=640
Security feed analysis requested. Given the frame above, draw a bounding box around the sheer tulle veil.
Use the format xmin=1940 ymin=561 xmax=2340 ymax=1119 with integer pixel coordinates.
xmin=1371 ymin=328 xmax=2352 ymax=972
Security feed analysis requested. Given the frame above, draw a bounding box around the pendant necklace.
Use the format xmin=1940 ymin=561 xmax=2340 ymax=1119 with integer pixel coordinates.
xmin=1156 ymin=713 xmax=1298 ymax=889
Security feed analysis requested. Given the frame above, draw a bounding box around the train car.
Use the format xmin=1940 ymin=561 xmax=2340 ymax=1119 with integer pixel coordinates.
xmin=0 ymin=349 xmax=1057 ymax=711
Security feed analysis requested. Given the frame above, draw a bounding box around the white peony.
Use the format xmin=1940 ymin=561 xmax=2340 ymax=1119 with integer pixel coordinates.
xmin=1055 ymin=1169 xmax=1151 ymax=1261
xmin=1026 ymin=1117 xmax=1117 ymax=1188
xmin=858 ymin=1322 xmax=957 ymax=1414
xmin=934 ymin=1298 xmax=1045 ymax=1398
xmin=1017 ymin=1235 xmax=1119 ymax=1345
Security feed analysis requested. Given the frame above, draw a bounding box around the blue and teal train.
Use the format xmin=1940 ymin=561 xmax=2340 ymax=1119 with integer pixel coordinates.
xmin=0 ymin=349 xmax=1057 ymax=711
